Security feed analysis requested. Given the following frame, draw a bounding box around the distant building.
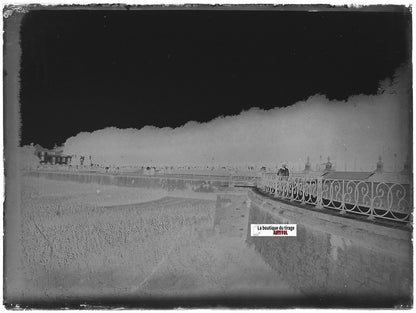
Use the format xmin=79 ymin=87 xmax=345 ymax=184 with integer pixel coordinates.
xmin=35 ymin=145 xmax=72 ymax=165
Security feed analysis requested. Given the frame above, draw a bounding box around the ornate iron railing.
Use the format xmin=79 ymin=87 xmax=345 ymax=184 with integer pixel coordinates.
xmin=259 ymin=173 xmax=412 ymax=223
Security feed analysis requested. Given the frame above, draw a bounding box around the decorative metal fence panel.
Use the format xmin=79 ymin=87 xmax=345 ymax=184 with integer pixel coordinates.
xmin=259 ymin=173 xmax=412 ymax=223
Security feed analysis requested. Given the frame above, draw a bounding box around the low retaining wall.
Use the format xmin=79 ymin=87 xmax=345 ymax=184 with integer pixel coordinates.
xmin=26 ymin=170 xmax=230 ymax=192
xmin=213 ymin=194 xmax=249 ymax=238
xmin=246 ymin=189 xmax=412 ymax=304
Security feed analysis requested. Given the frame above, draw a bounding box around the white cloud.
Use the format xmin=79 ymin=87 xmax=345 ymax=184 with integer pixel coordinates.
xmin=63 ymin=65 xmax=411 ymax=172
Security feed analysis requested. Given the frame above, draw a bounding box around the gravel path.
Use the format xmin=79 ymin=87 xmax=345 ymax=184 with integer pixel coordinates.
xmin=20 ymin=176 xmax=299 ymax=303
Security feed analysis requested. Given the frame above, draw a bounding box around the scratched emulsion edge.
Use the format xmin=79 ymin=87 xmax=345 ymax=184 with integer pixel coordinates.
xmin=3 ymin=5 xmax=25 ymax=309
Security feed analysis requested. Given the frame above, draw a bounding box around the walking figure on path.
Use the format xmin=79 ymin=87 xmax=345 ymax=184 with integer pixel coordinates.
xmin=278 ymin=162 xmax=290 ymax=177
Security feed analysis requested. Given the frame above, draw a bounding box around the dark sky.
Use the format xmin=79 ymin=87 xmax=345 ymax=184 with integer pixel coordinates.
xmin=19 ymin=8 xmax=411 ymax=148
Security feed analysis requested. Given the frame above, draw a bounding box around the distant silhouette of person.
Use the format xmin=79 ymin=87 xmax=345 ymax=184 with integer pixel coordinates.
xmin=283 ymin=164 xmax=289 ymax=177
xmin=278 ymin=163 xmax=289 ymax=177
